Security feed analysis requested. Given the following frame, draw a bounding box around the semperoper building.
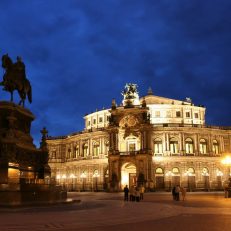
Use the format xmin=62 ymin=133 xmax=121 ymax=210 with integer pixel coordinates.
xmin=46 ymin=84 xmax=231 ymax=192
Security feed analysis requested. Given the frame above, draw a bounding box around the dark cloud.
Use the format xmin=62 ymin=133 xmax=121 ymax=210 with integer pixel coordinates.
xmin=0 ymin=0 xmax=231 ymax=146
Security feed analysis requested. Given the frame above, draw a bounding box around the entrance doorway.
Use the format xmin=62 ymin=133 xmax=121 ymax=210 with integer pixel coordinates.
xmin=121 ymin=163 xmax=136 ymax=189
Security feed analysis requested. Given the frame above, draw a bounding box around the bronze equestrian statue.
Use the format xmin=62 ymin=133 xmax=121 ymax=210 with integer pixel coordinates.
xmin=0 ymin=54 xmax=32 ymax=106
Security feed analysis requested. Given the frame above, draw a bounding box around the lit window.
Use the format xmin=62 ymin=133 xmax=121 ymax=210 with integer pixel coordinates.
xmin=166 ymin=111 xmax=171 ymax=117
xmin=154 ymin=138 xmax=163 ymax=154
xmin=93 ymin=142 xmax=100 ymax=156
xmin=199 ymin=139 xmax=207 ymax=154
xmin=155 ymin=168 xmax=164 ymax=174
xmin=170 ymin=138 xmax=178 ymax=153
xmin=212 ymin=140 xmax=219 ymax=154
xmin=185 ymin=138 xmax=194 ymax=154
xmin=172 ymin=167 xmax=180 ymax=175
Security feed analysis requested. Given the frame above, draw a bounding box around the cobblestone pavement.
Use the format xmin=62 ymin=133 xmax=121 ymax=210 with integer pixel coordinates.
xmin=0 ymin=192 xmax=231 ymax=231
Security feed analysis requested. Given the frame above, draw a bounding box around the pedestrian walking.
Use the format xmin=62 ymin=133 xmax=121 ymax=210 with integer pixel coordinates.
xmin=172 ymin=186 xmax=176 ymax=200
xmin=140 ymin=185 xmax=145 ymax=200
xmin=135 ymin=187 xmax=140 ymax=202
xmin=180 ymin=186 xmax=186 ymax=201
xmin=175 ymin=185 xmax=180 ymax=201
xmin=123 ymin=185 xmax=129 ymax=201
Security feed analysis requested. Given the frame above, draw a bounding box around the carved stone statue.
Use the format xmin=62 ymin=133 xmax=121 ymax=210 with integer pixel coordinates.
xmin=0 ymin=54 xmax=32 ymax=106
xmin=121 ymin=83 xmax=140 ymax=107
xmin=121 ymin=83 xmax=139 ymax=100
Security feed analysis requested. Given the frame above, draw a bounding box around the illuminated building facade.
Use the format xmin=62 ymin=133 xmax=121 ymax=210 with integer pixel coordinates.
xmin=47 ymin=84 xmax=231 ymax=191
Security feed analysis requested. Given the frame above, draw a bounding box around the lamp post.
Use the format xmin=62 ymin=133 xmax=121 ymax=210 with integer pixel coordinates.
xmin=80 ymin=172 xmax=87 ymax=191
xmin=93 ymin=171 xmax=100 ymax=192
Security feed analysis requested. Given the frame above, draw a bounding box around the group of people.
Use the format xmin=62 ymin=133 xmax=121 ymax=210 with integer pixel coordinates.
xmin=172 ymin=185 xmax=186 ymax=201
xmin=123 ymin=185 xmax=145 ymax=202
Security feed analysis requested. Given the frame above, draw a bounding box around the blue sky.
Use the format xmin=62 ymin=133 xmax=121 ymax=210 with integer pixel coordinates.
xmin=0 ymin=0 xmax=231 ymax=146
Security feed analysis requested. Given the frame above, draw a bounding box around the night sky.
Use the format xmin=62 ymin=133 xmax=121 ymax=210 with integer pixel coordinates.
xmin=0 ymin=0 xmax=231 ymax=147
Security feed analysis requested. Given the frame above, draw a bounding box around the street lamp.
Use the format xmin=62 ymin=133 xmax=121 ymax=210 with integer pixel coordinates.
xmin=80 ymin=172 xmax=87 ymax=191
xmin=221 ymin=155 xmax=231 ymax=179
xmin=56 ymin=174 xmax=61 ymax=186
xmin=93 ymin=171 xmax=100 ymax=192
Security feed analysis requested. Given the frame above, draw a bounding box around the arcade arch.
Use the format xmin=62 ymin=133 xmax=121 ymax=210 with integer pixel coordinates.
xmin=121 ymin=162 xmax=136 ymax=188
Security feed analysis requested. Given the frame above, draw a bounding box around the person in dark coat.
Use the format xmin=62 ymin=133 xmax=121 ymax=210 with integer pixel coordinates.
xmin=123 ymin=185 xmax=129 ymax=201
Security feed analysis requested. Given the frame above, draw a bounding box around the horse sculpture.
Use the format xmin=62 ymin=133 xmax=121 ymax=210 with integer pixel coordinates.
xmin=0 ymin=54 xmax=32 ymax=106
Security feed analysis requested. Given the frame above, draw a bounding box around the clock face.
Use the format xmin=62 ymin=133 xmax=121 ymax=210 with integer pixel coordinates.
xmin=119 ymin=115 xmax=138 ymax=127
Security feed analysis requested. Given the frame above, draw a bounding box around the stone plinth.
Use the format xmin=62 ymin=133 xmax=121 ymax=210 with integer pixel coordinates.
xmin=0 ymin=101 xmax=66 ymax=205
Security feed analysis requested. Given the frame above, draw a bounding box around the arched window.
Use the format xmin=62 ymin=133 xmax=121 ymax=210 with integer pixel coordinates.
xmin=170 ymin=137 xmax=179 ymax=154
xmin=82 ymin=143 xmax=88 ymax=157
xmin=186 ymin=167 xmax=195 ymax=176
xmin=185 ymin=138 xmax=194 ymax=154
xmin=93 ymin=141 xmax=100 ymax=156
xmin=154 ymin=138 xmax=163 ymax=155
xmin=172 ymin=167 xmax=180 ymax=175
xmin=155 ymin=167 xmax=164 ymax=175
xmin=199 ymin=139 xmax=207 ymax=154
xmin=212 ymin=140 xmax=219 ymax=154
xmin=202 ymin=167 xmax=209 ymax=176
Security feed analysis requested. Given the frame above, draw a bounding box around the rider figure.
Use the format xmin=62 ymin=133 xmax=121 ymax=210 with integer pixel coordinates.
xmin=15 ymin=56 xmax=26 ymax=79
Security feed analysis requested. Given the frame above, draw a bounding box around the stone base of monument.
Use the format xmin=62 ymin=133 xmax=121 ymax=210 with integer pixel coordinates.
xmin=0 ymin=183 xmax=68 ymax=206
xmin=0 ymin=101 xmax=68 ymax=206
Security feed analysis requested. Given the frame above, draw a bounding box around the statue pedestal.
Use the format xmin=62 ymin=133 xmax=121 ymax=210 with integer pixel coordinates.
xmin=0 ymin=101 xmax=67 ymax=206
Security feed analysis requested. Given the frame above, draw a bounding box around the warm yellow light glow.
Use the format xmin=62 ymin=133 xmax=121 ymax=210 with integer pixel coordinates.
xmin=216 ymin=170 xmax=223 ymax=176
xmin=153 ymin=156 xmax=164 ymax=162
xmin=8 ymin=162 xmax=19 ymax=167
xmin=62 ymin=174 xmax=66 ymax=179
xmin=93 ymin=173 xmax=100 ymax=178
xmin=56 ymin=174 xmax=61 ymax=179
xmin=221 ymin=156 xmax=231 ymax=165
xmin=121 ymin=173 xmax=129 ymax=186
xmin=165 ymin=171 xmax=173 ymax=177
xmin=80 ymin=172 xmax=87 ymax=178
xmin=69 ymin=174 xmax=76 ymax=179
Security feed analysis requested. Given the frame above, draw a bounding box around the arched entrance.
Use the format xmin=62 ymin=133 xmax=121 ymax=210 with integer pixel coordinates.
xmin=121 ymin=163 xmax=136 ymax=188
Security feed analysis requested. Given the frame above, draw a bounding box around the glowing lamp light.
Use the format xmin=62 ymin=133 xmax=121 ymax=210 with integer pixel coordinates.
xmin=69 ymin=174 xmax=76 ymax=179
xmin=121 ymin=174 xmax=129 ymax=186
xmin=221 ymin=156 xmax=231 ymax=165
xmin=56 ymin=174 xmax=61 ymax=179
xmin=165 ymin=171 xmax=173 ymax=177
xmin=80 ymin=172 xmax=87 ymax=178
xmin=62 ymin=174 xmax=66 ymax=179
